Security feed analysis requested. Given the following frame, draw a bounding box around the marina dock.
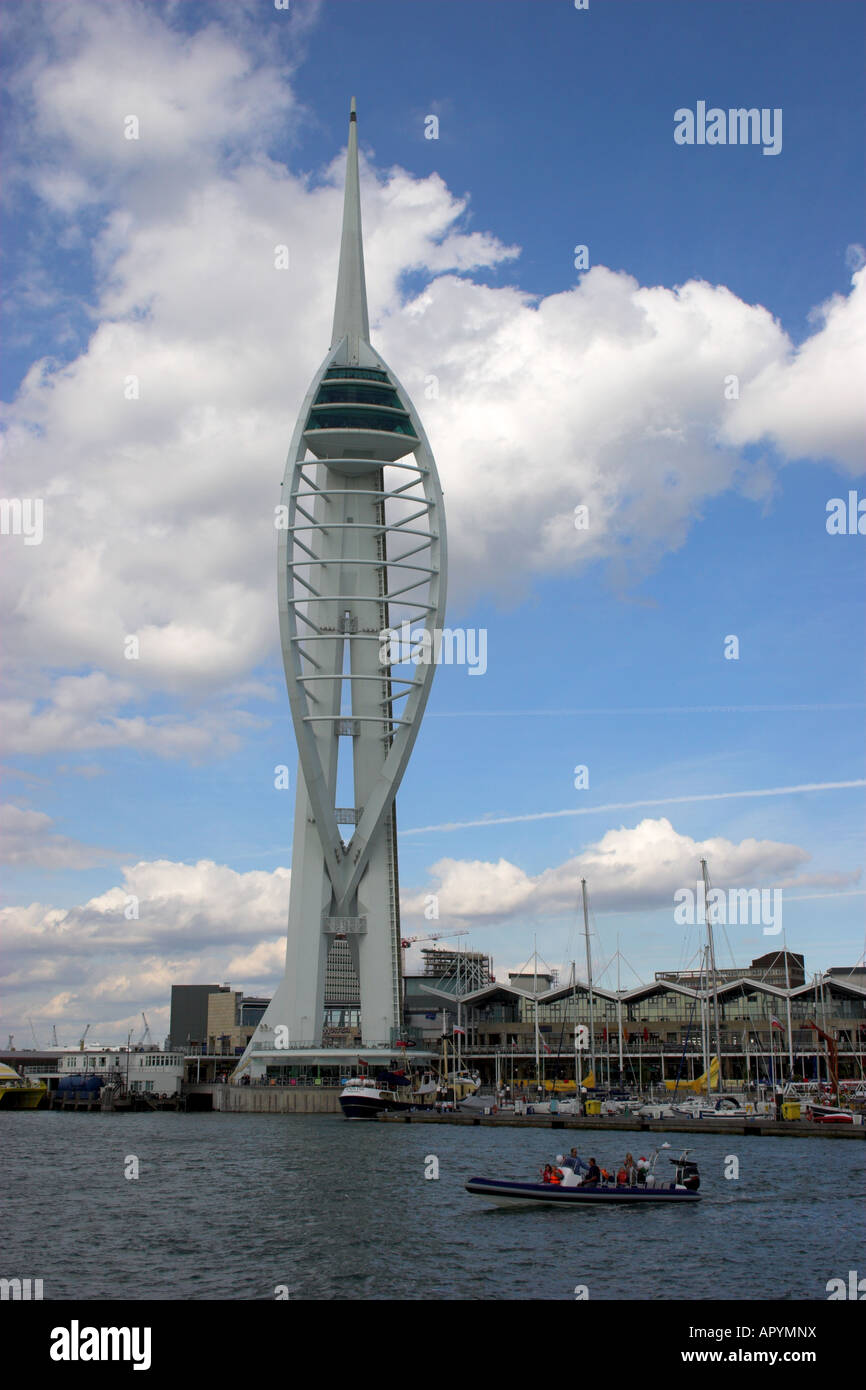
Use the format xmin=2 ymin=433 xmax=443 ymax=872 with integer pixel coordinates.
xmin=379 ymin=1111 xmax=865 ymax=1138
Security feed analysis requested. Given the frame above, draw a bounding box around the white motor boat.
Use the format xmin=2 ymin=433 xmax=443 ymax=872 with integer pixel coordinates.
xmin=671 ymin=1095 xmax=745 ymax=1120
xmin=339 ymin=1068 xmax=441 ymax=1119
xmin=338 ymin=1076 xmax=414 ymax=1120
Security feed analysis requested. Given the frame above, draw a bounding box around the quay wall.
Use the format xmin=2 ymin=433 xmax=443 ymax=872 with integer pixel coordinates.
xmin=204 ymin=1084 xmax=341 ymax=1114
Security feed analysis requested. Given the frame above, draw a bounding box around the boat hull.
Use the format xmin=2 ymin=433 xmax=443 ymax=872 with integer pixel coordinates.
xmin=339 ymin=1094 xmax=414 ymax=1119
xmin=0 ymin=1085 xmax=47 ymax=1109
xmin=465 ymin=1177 xmax=700 ymax=1207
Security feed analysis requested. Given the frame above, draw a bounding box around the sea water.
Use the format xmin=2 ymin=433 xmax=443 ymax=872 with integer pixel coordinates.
xmin=3 ymin=1111 xmax=863 ymax=1300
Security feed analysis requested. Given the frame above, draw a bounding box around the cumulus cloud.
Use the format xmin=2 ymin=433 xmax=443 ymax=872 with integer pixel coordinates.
xmin=1 ymin=0 xmax=863 ymax=765
xmin=225 ymin=938 xmax=287 ymax=979
xmin=0 ymin=802 xmax=119 ymax=868
xmin=0 ymin=680 xmax=267 ymax=760
xmin=2 ymin=856 xmax=292 ymax=1039
xmin=400 ymin=817 xmax=812 ymax=925
xmin=720 ymin=270 xmax=866 ymax=471
xmin=4 ymin=858 xmax=290 ymax=958
xmin=3 ymin=815 xmax=857 ymax=1041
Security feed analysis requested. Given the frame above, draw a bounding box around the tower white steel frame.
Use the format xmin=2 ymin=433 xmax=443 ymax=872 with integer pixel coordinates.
xmin=236 ymin=100 xmax=446 ymax=1072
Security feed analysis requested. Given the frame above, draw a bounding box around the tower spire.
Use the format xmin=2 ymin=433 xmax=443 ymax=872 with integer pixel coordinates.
xmin=331 ymin=96 xmax=370 ymax=351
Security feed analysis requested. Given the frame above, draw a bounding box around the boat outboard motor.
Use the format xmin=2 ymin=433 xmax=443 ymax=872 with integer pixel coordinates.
xmin=672 ymin=1156 xmax=700 ymax=1191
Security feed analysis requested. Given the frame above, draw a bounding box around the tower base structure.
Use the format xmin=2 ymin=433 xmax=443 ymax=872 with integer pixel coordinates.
xmin=237 ymin=1044 xmax=438 ymax=1087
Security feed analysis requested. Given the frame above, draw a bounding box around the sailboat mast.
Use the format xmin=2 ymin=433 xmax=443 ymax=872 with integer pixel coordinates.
xmin=581 ymin=879 xmax=596 ymax=1087
xmin=701 ymin=944 xmax=710 ymax=1098
xmin=617 ymin=936 xmax=624 ymax=1081
xmin=456 ymin=944 xmax=462 ymax=1072
xmin=572 ymin=960 xmax=579 ymax=1099
xmin=533 ymin=935 xmax=540 ymax=1088
xmin=701 ymin=857 xmax=723 ymax=1092
xmin=782 ymin=931 xmax=794 ymax=1080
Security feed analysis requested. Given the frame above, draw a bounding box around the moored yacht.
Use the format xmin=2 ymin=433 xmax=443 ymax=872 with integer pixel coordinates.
xmin=339 ymin=1068 xmax=442 ymax=1119
xmin=338 ymin=1075 xmax=413 ymax=1119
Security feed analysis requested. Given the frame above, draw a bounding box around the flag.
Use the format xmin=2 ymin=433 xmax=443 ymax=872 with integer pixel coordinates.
xmin=771 ymin=1016 xmax=784 ymax=1031
xmin=541 ymin=1040 xmax=551 ymax=1054
xmin=643 ymin=1027 xmax=649 ymax=1042
xmin=602 ymin=1026 xmax=608 ymax=1041
xmin=452 ymin=1026 xmax=466 ymax=1036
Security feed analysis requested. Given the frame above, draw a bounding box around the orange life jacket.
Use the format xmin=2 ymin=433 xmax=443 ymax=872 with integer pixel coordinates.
xmin=549 ymin=1168 xmax=562 ymax=1184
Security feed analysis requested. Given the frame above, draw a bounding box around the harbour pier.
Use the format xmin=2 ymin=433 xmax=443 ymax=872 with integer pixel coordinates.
xmin=379 ymin=1111 xmax=865 ymax=1139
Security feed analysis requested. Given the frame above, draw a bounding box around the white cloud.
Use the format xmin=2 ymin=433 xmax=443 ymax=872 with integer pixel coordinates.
xmin=3 ymin=816 xmax=857 ymax=1041
xmin=0 ymin=802 xmax=118 ymax=868
xmin=2 ymin=856 xmax=292 ymax=1038
xmin=401 ymin=817 xmax=811 ymax=924
xmin=720 ymin=270 xmax=866 ymax=470
xmin=2 ymin=1 xmax=863 ymax=763
xmin=0 ymin=678 xmax=266 ymax=759
xmin=3 ymin=858 xmax=290 ymax=957
xmin=225 ymin=938 xmax=286 ymax=979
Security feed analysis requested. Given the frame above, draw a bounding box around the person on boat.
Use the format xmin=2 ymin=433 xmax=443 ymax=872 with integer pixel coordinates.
xmin=624 ymin=1152 xmax=637 ymax=1183
xmin=541 ymin=1164 xmax=554 ymax=1183
xmin=548 ymin=1165 xmax=563 ymax=1184
xmin=561 ymin=1147 xmax=588 ymax=1174
xmin=580 ymin=1157 xmax=601 ymax=1187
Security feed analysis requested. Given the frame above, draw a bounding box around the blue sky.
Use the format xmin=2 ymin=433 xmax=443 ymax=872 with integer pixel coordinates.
xmin=1 ymin=0 xmax=863 ymax=1044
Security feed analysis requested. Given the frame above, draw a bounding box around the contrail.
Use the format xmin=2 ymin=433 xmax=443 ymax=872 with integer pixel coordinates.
xmin=782 ymin=889 xmax=866 ymax=902
xmin=427 ymin=704 xmax=864 ymax=717
xmin=400 ymin=780 xmax=866 ymax=836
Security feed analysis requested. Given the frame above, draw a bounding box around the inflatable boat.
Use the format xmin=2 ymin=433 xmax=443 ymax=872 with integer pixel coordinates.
xmin=465 ymin=1151 xmax=701 ymax=1207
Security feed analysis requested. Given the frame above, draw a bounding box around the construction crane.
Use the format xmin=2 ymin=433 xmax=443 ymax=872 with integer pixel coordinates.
xmin=400 ymin=930 xmax=467 ymax=951
xmin=78 ymin=1023 xmax=91 ymax=1052
xmin=139 ymin=1012 xmax=153 ymax=1047
xmin=804 ymin=1018 xmax=839 ymax=1101
xmin=28 ymin=1018 xmax=40 ymax=1048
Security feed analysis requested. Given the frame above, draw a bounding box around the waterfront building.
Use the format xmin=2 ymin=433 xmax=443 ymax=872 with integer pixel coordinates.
xmin=18 ymin=1047 xmax=186 ymax=1097
xmin=169 ymin=983 xmax=220 ymax=1051
xmin=204 ymin=987 xmax=270 ymax=1056
xmin=437 ymin=972 xmax=866 ymax=1088
xmin=422 ymin=947 xmax=495 ymax=993
xmin=656 ymin=949 xmax=806 ymax=990
xmin=234 ymin=99 xmax=446 ymax=1080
